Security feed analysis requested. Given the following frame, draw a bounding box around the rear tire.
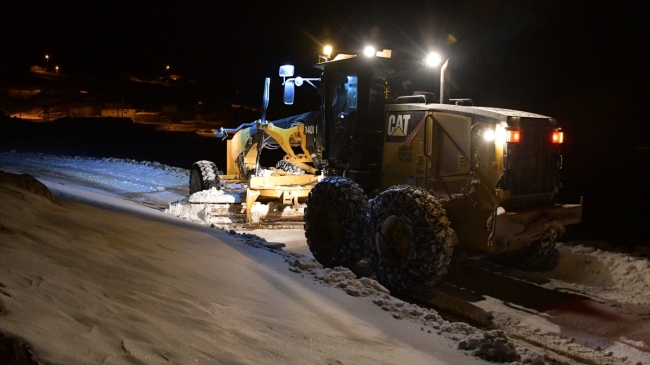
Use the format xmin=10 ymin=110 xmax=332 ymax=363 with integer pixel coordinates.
xmin=366 ymin=186 xmax=454 ymax=293
xmin=304 ymin=176 xmax=368 ymax=268
xmin=189 ymin=160 xmax=220 ymax=194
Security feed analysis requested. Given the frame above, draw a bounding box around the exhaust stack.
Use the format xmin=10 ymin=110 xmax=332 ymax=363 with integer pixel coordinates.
xmin=440 ymin=59 xmax=449 ymax=104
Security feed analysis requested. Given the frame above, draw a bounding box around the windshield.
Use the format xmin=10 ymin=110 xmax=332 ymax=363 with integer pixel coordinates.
xmin=325 ymin=74 xmax=359 ymax=162
xmin=371 ymin=67 xmax=433 ymax=103
xmin=323 ymin=64 xmax=436 ymax=169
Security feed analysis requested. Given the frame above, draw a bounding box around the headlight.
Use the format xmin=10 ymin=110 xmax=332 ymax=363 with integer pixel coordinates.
xmin=483 ymin=129 xmax=495 ymax=142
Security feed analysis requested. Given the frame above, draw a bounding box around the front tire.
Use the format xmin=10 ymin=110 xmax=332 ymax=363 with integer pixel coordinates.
xmin=189 ymin=160 xmax=220 ymax=195
xmin=366 ymin=186 xmax=455 ymax=293
xmin=304 ymin=176 xmax=368 ymax=268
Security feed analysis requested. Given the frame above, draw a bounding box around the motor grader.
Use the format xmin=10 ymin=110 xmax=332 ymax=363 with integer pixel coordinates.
xmin=182 ymin=48 xmax=582 ymax=293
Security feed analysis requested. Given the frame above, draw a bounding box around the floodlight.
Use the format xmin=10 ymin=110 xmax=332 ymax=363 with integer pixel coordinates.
xmin=323 ymin=45 xmax=332 ymax=58
xmin=425 ymin=52 xmax=442 ymax=67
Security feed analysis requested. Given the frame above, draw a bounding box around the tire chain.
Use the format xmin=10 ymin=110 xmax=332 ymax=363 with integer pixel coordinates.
xmin=366 ymin=185 xmax=455 ymax=293
xmin=304 ymin=176 xmax=369 ymax=268
xmin=275 ymin=160 xmax=306 ymax=174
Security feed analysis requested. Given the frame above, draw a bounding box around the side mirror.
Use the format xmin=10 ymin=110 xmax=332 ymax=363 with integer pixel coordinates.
xmin=261 ymin=77 xmax=270 ymax=124
xmin=283 ymin=79 xmax=295 ymax=105
xmin=263 ymin=78 xmax=270 ymax=110
xmin=279 ymin=65 xmax=294 ymax=77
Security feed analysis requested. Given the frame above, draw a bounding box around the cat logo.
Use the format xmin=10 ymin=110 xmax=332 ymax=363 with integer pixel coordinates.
xmin=387 ymin=114 xmax=411 ymax=137
xmin=385 ymin=111 xmax=425 ymax=143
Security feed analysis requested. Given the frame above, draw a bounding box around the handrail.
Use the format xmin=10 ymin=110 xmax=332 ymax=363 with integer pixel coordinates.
xmin=395 ymin=94 xmax=427 ymax=104
xmin=214 ymin=121 xmax=257 ymax=139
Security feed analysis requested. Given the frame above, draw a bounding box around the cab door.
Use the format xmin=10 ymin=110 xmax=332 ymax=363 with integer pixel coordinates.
xmin=429 ymin=112 xmax=472 ymax=194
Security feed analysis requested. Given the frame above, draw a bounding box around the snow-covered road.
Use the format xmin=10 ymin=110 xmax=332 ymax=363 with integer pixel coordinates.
xmin=1 ymin=151 xmax=649 ymax=365
xmin=0 ymin=152 xmax=189 ymax=207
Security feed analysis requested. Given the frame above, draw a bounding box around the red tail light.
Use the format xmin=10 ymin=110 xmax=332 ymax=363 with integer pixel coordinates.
xmin=506 ymin=130 xmax=521 ymax=143
xmin=552 ymin=131 xmax=564 ymax=144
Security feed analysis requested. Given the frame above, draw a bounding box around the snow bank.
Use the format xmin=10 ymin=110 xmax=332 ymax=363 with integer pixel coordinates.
xmin=0 ymin=170 xmax=55 ymax=202
xmin=542 ymin=242 xmax=650 ymax=305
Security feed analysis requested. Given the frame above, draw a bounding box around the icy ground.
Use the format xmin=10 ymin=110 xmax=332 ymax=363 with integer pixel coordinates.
xmin=1 ymin=151 xmax=649 ymax=364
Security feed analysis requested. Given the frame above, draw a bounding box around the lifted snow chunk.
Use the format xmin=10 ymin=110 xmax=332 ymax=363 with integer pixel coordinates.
xmin=188 ymin=188 xmax=243 ymax=204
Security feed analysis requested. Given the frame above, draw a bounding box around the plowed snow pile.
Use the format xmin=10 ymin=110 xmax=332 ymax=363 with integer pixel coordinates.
xmin=520 ymin=242 xmax=650 ymax=305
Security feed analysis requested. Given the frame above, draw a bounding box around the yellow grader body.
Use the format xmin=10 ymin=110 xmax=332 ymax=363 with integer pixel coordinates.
xmin=173 ymin=51 xmax=582 ymax=292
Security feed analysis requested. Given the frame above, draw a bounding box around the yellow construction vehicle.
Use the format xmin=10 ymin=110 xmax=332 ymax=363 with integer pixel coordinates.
xmin=178 ymin=47 xmax=582 ymax=292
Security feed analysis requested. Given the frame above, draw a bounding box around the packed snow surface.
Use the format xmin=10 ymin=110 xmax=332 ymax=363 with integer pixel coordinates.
xmin=0 ymin=156 xmax=496 ymax=364
xmin=1 ymin=151 xmax=649 ymax=365
xmin=0 ymin=151 xmax=188 ymax=206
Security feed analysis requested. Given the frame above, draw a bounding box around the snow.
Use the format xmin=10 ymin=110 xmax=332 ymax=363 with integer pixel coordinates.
xmin=0 ymin=152 xmax=189 ymax=207
xmin=1 ymin=151 xmax=650 ymax=365
xmin=188 ymin=188 xmax=243 ymax=204
xmin=0 ymin=156 xmax=493 ymax=364
xmin=542 ymin=242 xmax=650 ymax=305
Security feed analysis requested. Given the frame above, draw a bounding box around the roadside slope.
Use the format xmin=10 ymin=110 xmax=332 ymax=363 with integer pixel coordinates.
xmin=0 ymin=173 xmax=486 ymax=365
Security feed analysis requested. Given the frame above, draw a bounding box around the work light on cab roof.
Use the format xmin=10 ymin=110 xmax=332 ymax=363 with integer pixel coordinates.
xmin=425 ymin=52 xmax=442 ymax=67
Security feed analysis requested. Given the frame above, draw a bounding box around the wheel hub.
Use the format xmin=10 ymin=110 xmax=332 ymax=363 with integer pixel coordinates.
xmin=376 ymin=215 xmax=410 ymax=266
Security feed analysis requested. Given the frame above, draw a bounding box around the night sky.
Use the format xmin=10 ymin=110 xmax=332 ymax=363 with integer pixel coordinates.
xmin=2 ymin=1 xmax=643 ymax=104
xmin=1 ymin=1 xmax=648 ymax=242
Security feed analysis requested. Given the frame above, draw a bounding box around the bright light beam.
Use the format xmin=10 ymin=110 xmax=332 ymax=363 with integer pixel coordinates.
xmin=425 ymin=52 xmax=442 ymax=67
xmin=363 ymin=46 xmax=376 ymax=57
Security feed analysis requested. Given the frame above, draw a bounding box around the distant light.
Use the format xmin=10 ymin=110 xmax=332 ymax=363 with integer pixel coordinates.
xmin=425 ymin=52 xmax=442 ymax=67
xmin=483 ymin=129 xmax=495 ymax=142
xmin=55 ymin=66 xmax=59 ymax=73
xmin=363 ymin=46 xmax=376 ymax=57
xmin=166 ymin=65 xmax=170 ymax=70
xmin=45 ymin=54 xmax=49 ymax=59
xmin=323 ymin=45 xmax=332 ymax=58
